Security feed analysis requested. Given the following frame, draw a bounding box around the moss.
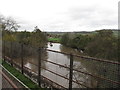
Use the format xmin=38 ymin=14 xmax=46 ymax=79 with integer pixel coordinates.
xmin=2 ymin=61 xmax=41 ymax=89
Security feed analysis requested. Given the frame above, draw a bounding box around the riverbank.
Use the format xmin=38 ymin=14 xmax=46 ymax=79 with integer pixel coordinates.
xmin=48 ymin=37 xmax=61 ymax=43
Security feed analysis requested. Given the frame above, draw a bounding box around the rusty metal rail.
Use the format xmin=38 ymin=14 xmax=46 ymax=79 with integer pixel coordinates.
xmin=3 ymin=41 xmax=120 ymax=89
xmin=4 ymin=55 xmax=120 ymax=88
xmin=40 ymin=66 xmax=89 ymax=88
xmin=4 ymin=56 xmax=89 ymax=88
xmin=0 ymin=70 xmax=18 ymax=89
xmin=23 ymin=57 xmax=120 ymax=86
xmin=42 ymin=59 xmax=120 ymax=85
xmin=4 ymin=56 xmax=67 ymax=89
xmin=47 ymin=49 xmax=120 ymax=65
xmin=23 ymin=65 xmax=67 ymax=89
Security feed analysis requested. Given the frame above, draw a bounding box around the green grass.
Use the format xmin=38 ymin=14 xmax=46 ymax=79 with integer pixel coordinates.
xmin=48 ymin=37 xmax=61 ymax=43
xmin=2 ymin=61 xmax=42 ymax=89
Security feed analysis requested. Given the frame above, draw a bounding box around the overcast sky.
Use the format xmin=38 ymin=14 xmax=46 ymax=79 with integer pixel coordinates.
xmin=0 ymin=0 xmax=119 ymax=32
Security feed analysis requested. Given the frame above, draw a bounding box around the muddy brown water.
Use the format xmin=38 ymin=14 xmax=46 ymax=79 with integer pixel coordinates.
xmin=13 ymin=43 xmax=97 ymax=88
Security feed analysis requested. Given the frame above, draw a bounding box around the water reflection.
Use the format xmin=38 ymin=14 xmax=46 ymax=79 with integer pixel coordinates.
xmin=13 ymin=42 xmax=97 ymax=88
xmin=46 ymin=43 xmax=96 ymax=88
xmin=6 ymin=41 xmax=118 ymax=88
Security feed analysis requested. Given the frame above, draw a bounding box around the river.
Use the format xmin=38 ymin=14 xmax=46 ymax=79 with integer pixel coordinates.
xmin=5 ymin=40 xmax=119 ymax=88
xmin=12 ymin=42 xmax=97 ymax=88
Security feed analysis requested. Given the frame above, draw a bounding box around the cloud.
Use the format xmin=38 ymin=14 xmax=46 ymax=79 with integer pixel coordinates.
xmin=58 ymin=5 xmax=117 ymax=31
xmin=1 ymin=0 xmax=118 ymax=31
xmin=68 ymin=7 xmax=96 ymax=20
xmin=43 ymin=2 xmax=118 ymax=32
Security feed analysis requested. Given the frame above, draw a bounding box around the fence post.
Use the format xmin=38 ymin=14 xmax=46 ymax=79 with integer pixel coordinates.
xmin=69 ymin=53 xmax=73 ymax=90
xmin=38 ymin=47 xmax=41 ymax=87
xmin=3 ymin=40 xmax=5 ymax=61
xmin=10 ymin=41 xmax=13 ymax=66
xmin=21 ymin=43 xmax=24 ymax=74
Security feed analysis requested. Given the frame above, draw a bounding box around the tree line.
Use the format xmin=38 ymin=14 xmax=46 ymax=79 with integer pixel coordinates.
xmin=0 ymin=15 xmax=47 ymax=47
xmin=0 ymin=14 xmax=119 ymax=61
xmin=61 ymin=30 xmax=119 ymax=62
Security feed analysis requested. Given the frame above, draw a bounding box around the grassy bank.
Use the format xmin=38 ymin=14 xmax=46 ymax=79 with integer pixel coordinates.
xmin=2 ymin=61 xmax=41 ymax=89
xmin=48 ymin=37 xmax=61 ymax=43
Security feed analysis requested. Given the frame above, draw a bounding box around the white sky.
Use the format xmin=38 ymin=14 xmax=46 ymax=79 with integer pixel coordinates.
xmin=0 ymin=0 xmax=119 ymax=32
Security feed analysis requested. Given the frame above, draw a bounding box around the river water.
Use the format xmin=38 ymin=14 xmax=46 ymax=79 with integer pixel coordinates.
xmin=44 ymin=43 xmax=96 ymax=88
xmin=13 ymin=42 xmax=97 ymax=88
xmin=5 ymin=40 xmax=119 ymax=88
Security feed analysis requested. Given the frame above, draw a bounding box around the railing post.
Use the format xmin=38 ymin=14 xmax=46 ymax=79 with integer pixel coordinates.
xmin=69 ymin=53 xmax=73 ymax=90
xmin=3 ymin=40 xmax=5 ymax=61
xmin=10 ymin=41 xmax=13 ymax=66
xmin=38 ymin=47 xmax=41 ymax=87
xmin=21 ymin=43 xmax=24 ymax=74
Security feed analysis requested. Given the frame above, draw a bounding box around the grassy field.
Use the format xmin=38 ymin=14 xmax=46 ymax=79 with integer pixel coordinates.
xmin=2 ymin=61 xmax=41 ymax=89
xmin=48 ymin=37 xmax=61 ymax=43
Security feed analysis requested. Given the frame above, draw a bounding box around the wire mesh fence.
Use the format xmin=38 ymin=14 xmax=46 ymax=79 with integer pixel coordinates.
xmin=2 ymin=41 xmax=120 ymax=89
xmin=73 ymin=56 xmax=120 ymax=88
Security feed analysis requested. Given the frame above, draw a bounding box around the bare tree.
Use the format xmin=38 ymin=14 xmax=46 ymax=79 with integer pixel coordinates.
xmin=5 ymin=17 xmax=20 ymax=31
xmin=0 ymin=15 xmax=20 ymax=31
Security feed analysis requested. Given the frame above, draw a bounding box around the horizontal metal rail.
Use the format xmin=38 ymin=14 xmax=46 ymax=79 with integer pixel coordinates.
xmin=1 ymin=65 xmax=30 ymax=89
xmin=41 ymin=75 xmax=67 ymax=89
xmin=4 ymin=57 xmax=67 ymax=89
xmin=74 ymin=55 xmax=120 ymax=65
xmin=41 ymin=59 xmax=120 ymax=85
xmin=3 ymin=58 xmax=66 ymax=89
xmin=23 ymin=61 xmax=89 ymax=88
xmin=23 ymin=65 xmax=67 ymax=89
xmin=40 ymin=66 xmax=89 ymax=88
xmin=72 ymin=67 xmax=120 ymax=85
xmin=47 ymin=49 xmax=70 ymax=55
xmin=4 ymin=44 xmax=120 ymax=65
xmin=42 ymin=59 xmax=69 ymax=69
xmin=0 ymin=70 xmax=18 ymax=89
xmin=24 ymin=66 xmax=37 ymax=73
xmin=5 ymin=56 xmax=120 ymax=86
xmin=46 ymin=49 xmax=120 ymax=65
xmin=4 ymin=41 xmax=120 ymax=88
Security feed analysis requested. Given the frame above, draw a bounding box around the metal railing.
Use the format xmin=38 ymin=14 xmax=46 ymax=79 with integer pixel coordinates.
xmin=0 ymin=70 xmax=18 ymax=89
xmin=2 ymin=41 xmax=120 ymax=89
